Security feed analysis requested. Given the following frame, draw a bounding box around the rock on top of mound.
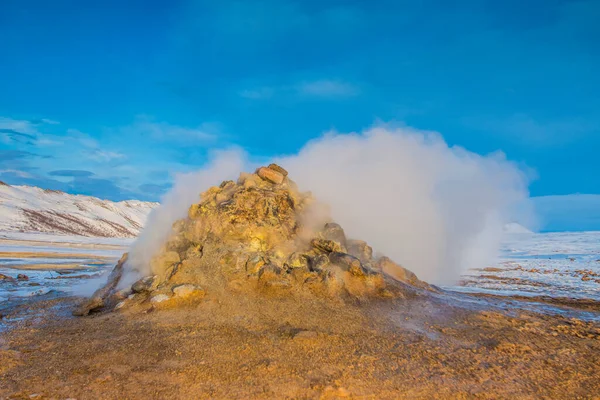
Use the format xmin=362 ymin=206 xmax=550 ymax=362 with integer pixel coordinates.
xmin=74 ymin=164 xmax=431 ymax=316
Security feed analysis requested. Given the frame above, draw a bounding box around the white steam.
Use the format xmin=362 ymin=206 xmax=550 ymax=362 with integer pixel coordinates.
xmin=276 ymin=126 xmax=529 ymax=284
xmin=122 ymin=125 xmax=529 ymax=286
xmin=121 ymin=148 xmax=246 ymax=287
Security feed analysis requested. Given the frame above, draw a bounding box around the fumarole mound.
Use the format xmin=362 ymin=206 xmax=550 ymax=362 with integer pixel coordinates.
xmin=74 ymin=164 xmax=432 ymax=316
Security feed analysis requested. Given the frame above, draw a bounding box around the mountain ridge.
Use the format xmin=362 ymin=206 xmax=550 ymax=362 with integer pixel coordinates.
xmin=0 ymin=182 xmax=157 ymax=238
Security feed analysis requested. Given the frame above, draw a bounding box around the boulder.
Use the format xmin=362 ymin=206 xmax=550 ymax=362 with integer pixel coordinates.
xmin=329 ymin=252 xmax=367 ymax=276
xmin=73 ymin=253 xmax=127 ymax=316
xmin=267 ymin=163 xmax=288 ymax=177
xmin=256 ymin=167 xmax=284 ymax=185
xmin=310 ymin=254 xmax=330 ymax=272
xmin=151 ymin=294 xmax=170 ymax=303
xmin=131 ymin=275 xmax=158 ymax=293
xmin=72 ymin=296 xmax=103 ymax=317
xmin=16 ymin=274 xmax=29 ymax=281
xmin=376 ymin=257 xmax=419 ymax=284
xmin=285 ymin=252 xmax=309 ymax=270
xmin=258 ymin=264 xmax=291 ymax=290
xmin=347 ymin=240 xmax=373 ymax=263
xmin=311 ymin=238 xmax=344 ymax=254
xmin=172 ymin=284 xmax=205 ymax=298
xmin=322 ymin=223 xmax=347 ymax=247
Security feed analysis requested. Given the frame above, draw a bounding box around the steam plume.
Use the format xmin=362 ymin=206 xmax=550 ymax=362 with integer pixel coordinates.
xmin=123 ymin=125 xmax=529 ymax=286
xmin=277 ymin=126 xmax=529 ymax=284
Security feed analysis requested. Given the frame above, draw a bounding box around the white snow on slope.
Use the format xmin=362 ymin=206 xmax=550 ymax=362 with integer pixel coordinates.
xmin=0 ymin=182 xmax=157 ymax=237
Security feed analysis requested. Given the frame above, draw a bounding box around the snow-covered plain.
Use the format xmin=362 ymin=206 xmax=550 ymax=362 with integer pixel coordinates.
xmin=453 ymin=231 xmax=600 ymax=301
xmin=0 ymin=232 xmax=128 ymax=306
xmin=1 ymin=218 xmax=599 ymax=308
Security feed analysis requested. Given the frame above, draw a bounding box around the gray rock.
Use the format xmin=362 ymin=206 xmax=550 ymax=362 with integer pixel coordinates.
xmin=322 ymin=223 xmax=347 ymax=247
xmin=329 ymin=252 xmax=368 ymax=276
xmin=347 ymin=240 xmax=373 ymax=263
xmin=131 ymin=275 xmax=158 ymax=293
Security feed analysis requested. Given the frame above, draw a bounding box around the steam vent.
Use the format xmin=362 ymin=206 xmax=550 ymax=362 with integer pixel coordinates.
xmin=74 ymin=164 xmax=432 ymax=316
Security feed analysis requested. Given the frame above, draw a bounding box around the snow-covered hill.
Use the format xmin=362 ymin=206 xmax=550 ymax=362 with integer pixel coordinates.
xmin=0 ymin=181 xmax=157 ymax=237
xmin=503 ymin=222 xmax=534 ymax=234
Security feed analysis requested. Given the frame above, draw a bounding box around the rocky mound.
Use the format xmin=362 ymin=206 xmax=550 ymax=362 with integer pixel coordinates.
xmin=74 ymin=164 xmax=431 ymax=316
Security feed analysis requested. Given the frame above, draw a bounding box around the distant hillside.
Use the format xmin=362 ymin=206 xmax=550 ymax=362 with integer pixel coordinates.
xmin=503 ymin=222 xmax=534 ymax=234
xmin=0 ymin=182 xmax=157 ymax=237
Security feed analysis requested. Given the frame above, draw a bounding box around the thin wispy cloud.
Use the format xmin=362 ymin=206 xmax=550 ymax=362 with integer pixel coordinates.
xmin=49 ymin=169 xmax=95 ymax=178
xmin=239 ymin=87 xmax=275 ymax=100
xmin=0 ymin=117 xmax=39 ymax=135
xmin=121 ymin=117 xmax=219 ymax=143
xmin=463 ymin=114 xmax=597 ymax=146
xmin=87 ymin=149 xmax=126 ymax=162
xmin=240 ymin=79 xmax=360 ymax=101
xmin=296 ymin=79 xmax=359 ymax=97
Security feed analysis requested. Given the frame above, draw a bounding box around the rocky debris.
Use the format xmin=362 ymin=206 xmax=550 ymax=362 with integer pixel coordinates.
xmin=16 ymin=274 xmax=29 ymax=281
xmin=75 ymin=165 xmax=430 ymax=315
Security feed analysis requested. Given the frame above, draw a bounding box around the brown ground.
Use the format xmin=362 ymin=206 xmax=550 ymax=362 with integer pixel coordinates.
xmin=1 ymin=290 xmax=599 ymax=399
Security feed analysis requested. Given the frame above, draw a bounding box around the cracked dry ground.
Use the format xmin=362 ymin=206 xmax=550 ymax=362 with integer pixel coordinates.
xmin=1 ymin=292 xmax=599 ymax=399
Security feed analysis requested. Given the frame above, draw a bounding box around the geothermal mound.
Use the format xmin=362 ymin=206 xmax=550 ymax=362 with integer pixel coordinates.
xmin=74 ymin=164 xmax=431 ymax=316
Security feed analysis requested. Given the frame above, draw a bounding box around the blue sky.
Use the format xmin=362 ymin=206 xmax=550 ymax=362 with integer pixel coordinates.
xmin=0 ymin=0 xmax=599 ymax=228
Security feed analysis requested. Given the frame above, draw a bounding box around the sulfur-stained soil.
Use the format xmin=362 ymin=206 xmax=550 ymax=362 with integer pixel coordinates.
xmin=1 ymin=290 xmax=599 ymax=399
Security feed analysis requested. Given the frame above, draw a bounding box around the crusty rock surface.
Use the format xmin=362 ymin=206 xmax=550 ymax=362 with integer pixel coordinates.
xmin=75 ymin=164 xmax=429 ymax=314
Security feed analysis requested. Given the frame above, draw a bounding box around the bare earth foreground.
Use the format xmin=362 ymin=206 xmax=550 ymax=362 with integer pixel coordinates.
xmin=1 ymin=289 xmax=599 ymax=399
xmin=1 ymin=166 xmax=600 ymax=399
